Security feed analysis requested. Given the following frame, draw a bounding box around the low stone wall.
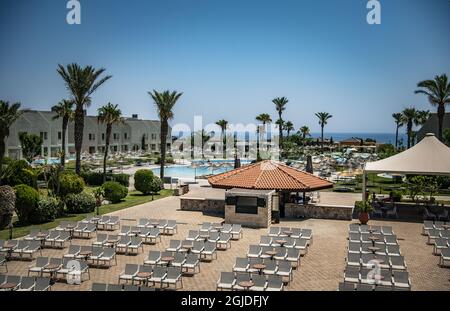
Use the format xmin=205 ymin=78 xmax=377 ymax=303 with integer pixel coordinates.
xmin=285 ymin=203 xmax=354 ymax=220
xmin=180 ymin=197 xmax=225 ymax=216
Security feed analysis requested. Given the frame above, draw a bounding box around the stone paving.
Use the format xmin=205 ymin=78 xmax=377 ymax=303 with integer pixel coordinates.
xmin=2 ymin=192 xmax=449 ymax=291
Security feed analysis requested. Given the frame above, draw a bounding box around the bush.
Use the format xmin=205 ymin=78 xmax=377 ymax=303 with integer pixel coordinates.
xmin=134 ymin=169 xmax=156 ymax=194
xmin=59 ymin=173 xmax=85 ymax=197
xmin=391 ymin=190 xmax=403 ymax=202
xmin=32 ymin=197 xmax=59 ymax=224
xmin=65 ymin=192 xmax=96 ymax=214
xmin=0 ymin=185 xmax=15 ymax=229
xmin=14 ymin=184 xmax=40 ymax=225
xmin=103 ymin=181 xmax=128 ymax=203
xmin=4 ymin=159 xmax=37 ymax=188
xmin=113 ymin=173 xmax=130 ymax=187
xmin=82 ymin=172 xmax=130 ymax=187
xmin=155 ymin=156 xmax=174 ymax=164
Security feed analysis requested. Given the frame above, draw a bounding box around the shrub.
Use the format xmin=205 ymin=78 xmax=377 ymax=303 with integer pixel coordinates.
xmin=113 ymin=173 xmax=130 ymax=187
xmin=65 ymin=192 xmax=96 ymax=214
xmin=32 ymin=197 xmax=59 ymax=224
xmin=134 ymin=169 xmax=155 ymax=194
xmin=0 ymin=185 xmax=15 ymax=229
xmin=59 ymin=173 xmax=85 ymax=197
xmin=103 ymin=181 xmax=128 ymax=203
xmin=14 ymin=184 xmax=40 ymax=225
xmin=391 ymin=190 xmax=403 ymax=202
xmin=5 ymin=159 xmax=37 ymax=188
xmin=155 ymin=156 xmax=174 ymax=164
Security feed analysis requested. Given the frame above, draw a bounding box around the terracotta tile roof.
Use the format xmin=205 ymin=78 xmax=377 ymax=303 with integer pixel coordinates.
xmin=208 ymin=160 xmax=333 ymax=191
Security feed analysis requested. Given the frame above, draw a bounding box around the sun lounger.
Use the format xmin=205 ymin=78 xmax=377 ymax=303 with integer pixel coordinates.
xmin=268 ymin=227 xmax=281 ymax=237
xmin=348 ymin=242 xmax=361 ymax=253
xmin=106 ymin=216 xmax=120 ymax=231
xmin=266 ymin=275 xmax=283 ymax=291
xmin=42 ymin=258 xmax=63 ymax=278
xmin=338 ymin=282 xmax=355 ymax=291
xmin=98 ymin=247 xmax=116 ymax=267
xmin=64 ymin=245 xmax=81 ymax=259
xmin=171 ymin=252 xmax=186 ymax=268
xmin=262 ymin=259 xmax=278 ymax=275
xmin=144 ymin=251 xmax=161 ymax=266
xmin=274 ymin=247 xmax=287 ymax=261
xmin=162 ymin=266 xmax=183 ymax=289
xmin=250 ymin=274 xmax=267 ymax=291
xmin=231 ymin=224 xmax=243 ymax=240
xmin=148 ymin=266 xmax=167 ymax=287
xmin=16 ymin=276 xmax=35 ymax=291
xmin=344 ymin=266 xmax=360 ymax=283
xmin=33 ymin=277 xmax=51 ymax=291
xmin=119 ymin=226 xmax=131 ymax=237
xmin=294 ymin=238 xmax=308 ymax=255
xmin=157 ymin=219 xmax=168 ymax=232
xmin=356 ymin=283 xmax=374 ymax=291
xmin=119 ymin=264 xmax=139 ymax=284
xmin=21 ymin=240 xmax=42 ymax=259
xmin=28 ymin=257 xmax=49 ymax=277
xmin=166 ymin=240 xmax=182 ymax=252
xmin=434 ymin=238 xmax=448 ymax=255
xmin=137 ymin=218 xmax=149 ymax=228
xmin=233 ymin=258 xmax=249 ymax=273
xmin=165 ymin=220 xmax=178 ymax=235
xmin=291 ymin=228 xmax=302 ymax=238
xmin=423 ymin=220 xmax=434 ymax=235
xmin=11 ymin=240 xmax=29 ymax=258
xmin=91 ymin=283 xmax=108 ymax=291
xmin=349 ymin=232 xmax=361 ymax=243
xmin=284 ymin=237 xmax=296 ymax=249
xmin=0 ymin=253 xmax=7 ymax=273
xmin=186 ymin=230 xmax=199 ymax=241
xmin=246 ymin=258 xmax=263 ymax=274
xmin=72 ymin=223 xmax=88 ymax=238
xmin=260 ymin=236 xmax=272 ymax=247
xmin=346 ymin=252 xmax=360 ymax=267
xmin=216 ymin=272 xmax=235 ymax=290
xmin=93 ymin=234 xmax=108 ymax=247
xmin=132 ymin=265 xmax=153 ymax=285
xmin=276 ymin=260 xmax=293 ymax=282
xmin=116 ymin=236 xmax=131 ymax=253
xmin=217 ymin=233 xmax=231 ymax=249
xmin=146 ymin=227 xmax=161 ymax=244
xmin=127 ymin=236 xmax=143 ymax=254
xmin=387 ymin=245 xmax=401 ymax=256
xmin=259 ymin=246 xmax=273 ymax=259
xmin=24 ymin=229 xmax=39 ymax=241
xmin=390 ymin=255 xmax=407 ymax=270
xmin=191 ymin=241 xmax=205 ymax=255
xmin=199 ymin=222 xmax=212 ymax=234
xmin=233 ymin=273 xmax=251 ymax=291
xmin=247 ymin=245 xmax=262 ymax=258
xmin=183 ymin=254 xmax=200 ymax=274
xmin=201 ymin=241 xmax=217 ymax=261
xmin=392 ymin=271 xmax=411 ymax=290
xmin=43 ymin=231 xmax=60 ymax=247
xmin=221 ymin=224 xmax=232 ymax=234
xmin=439 ymin=248 xmax=450 ymax=267
xmin=208 ymin=232 xmax=220 ymax=243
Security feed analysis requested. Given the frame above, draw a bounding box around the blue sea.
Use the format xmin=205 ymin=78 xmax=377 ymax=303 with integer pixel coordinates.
xmin=309 ymin=133 xmax=408 ymax=145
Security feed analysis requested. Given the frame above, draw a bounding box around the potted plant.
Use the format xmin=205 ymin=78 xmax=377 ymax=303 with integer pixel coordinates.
xmin=355 ymin=199 xmax=373 ymax=225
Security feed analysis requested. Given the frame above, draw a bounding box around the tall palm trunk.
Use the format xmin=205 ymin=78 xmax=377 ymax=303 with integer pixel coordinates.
xmin=320 ymin=125 xmax=324 ymax=152
xmin=278 ymin=112 xmax=283 ymax=149
xmin=60 ymin=116 xmax=68 ymax=168
xmin=222 ymin=129 xmax=226 ymax=159
xmin=74 ymin=106 xmax=84 ymax=175
xmin=159 ymin=119 xmax=168 ymax=179
xmin=395 ymin=123 xmax=399 ymax=149
xmin=103 ymin=125 xmax=112 ymax=184
xmin=256 ymin=126 xmax=260 ymax=161
xmin=407 ymin=121 xmax=413 ymax=149
xmin=437 ymin=104 xmax=445 ymax=141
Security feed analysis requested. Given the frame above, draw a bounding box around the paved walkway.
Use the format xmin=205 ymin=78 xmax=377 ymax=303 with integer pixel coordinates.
xmin=3 ymin=194 xmax=450 ymax=291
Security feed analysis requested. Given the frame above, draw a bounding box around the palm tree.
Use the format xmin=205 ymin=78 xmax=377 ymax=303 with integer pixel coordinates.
xmin=284 ymin=121 xmax=294 ymax=137
xmin=392 ymin=113 xmax=403 ymax=150
xmin=149 ymin=90 xmax=183 ymax=179
xmin=0 ymin=101 xmax=22 ymax=170
xmin=97 ymin=103 xmax=124 ymax=183
xmin=415 ymin=74 xmax=450 ymax=141
xmin=57 ymin=63 xmax=112 ymax=175
xmin=255 ymin=113 xmax=272 ymax=161
xmin=272 ymin=97 xmax=288 ymax=149
xmin=402 ymin=108 xmax=419 ymax=149
xmin=215 ymin=119 xmax=228 ymax=159
xmin=315 ymin=112 xmax=333 ymax=152
xmin=299 ymin=126 xmax=310 ymax=140
xmin=51 ymin=100 xmax=74 ymax=168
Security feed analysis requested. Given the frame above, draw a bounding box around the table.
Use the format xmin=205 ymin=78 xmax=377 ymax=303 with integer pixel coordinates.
xmin=161 ymin=256 xmax=174 ymax=267
xmin=136 ymin=272 xmax=151 ymax=286
xmin=238 ymin=281 xmax=254 ymax=291
xmin=45 ymin=264 xmax=61 ymax=281
xmin=181 ymin=244 xmax=193 ymax=253
xmin=252 ymin=264 xmax=266 ymax=275
xmin=442 ymin=224 xmax=450 ymax=230
xmin=79 ymin=251 xmax=92 ymax=261
xmin=283 ymin=230 xmax=293 ymax=237
xmin=0 ymin=283 xmax=17 ymax=290
xmin=265 ymin=251 xmax=277 ymax=259
xmin=368 ymin=236 xmax=379 ymax=246
xmin=368 ymin=246 xmax=380 ymax=254
xmin=214 ymin=226 xmax=223 ymax=231
xmin=276 ymin=240 xmax=287 ymax=247
xmin=105 ymin=240 xmax=118 ymax=248
xmin=150 ymin=222 xmax=159 ymax=227
xmin=371 ymin=258 xmax=384 ymax=264
xmin=199 ymin=234 xmax=210 ymax=241
xmin=131 ymin=230 xmax=141 ymax=236
xmin=66 ymin=225 xmax=76 ymax=238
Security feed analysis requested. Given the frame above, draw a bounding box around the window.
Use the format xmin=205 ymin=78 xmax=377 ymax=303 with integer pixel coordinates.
xmin=114 ymin=133 xmax=119 ymax=140
xmin=151 ymin=144 xmax=156 ymax=151
xmin=58 ymin=132 xmax=62 ymax=140
xmin=40 ymin=132 xmax=48 ymax=140
xmin=124 ymin=133 xmax=128 ymax=139
xmin=102 ymin=133 xmax=105 ymax=140
xmin=151 ymin=133 xmax=157 ymax=140
xmin=88 ymin=133 xmax=95 ymax=141
xmin=235 ymin=196 xmax=258 ymax=214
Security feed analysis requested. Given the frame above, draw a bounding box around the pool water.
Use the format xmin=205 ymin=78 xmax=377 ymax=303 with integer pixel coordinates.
xmin=152 ymin=165 xmax=234 ymax=179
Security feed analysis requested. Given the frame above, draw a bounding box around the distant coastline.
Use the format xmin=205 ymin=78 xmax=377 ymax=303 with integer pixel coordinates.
xmin=309 ymin=133 xmax=408 ymax=145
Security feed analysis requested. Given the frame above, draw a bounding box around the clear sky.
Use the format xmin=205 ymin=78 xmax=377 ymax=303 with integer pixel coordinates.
xmin=0 ymin=0 xmax=449 ymax=134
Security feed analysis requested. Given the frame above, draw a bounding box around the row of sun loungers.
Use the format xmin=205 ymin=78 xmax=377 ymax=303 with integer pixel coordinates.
xmin=64 ymin=245 xmax=116 ymax=267
xmin=24 ymin=230 xmax=71 ymax=249
xmin=144 ymin=251 xmax=201 ymax=274
xmin=422 ymin=220 xmax=450 ymax=267
xmin=28 ymin=257 xmax=90 ymax=282
xmin=268 ymin=227 xmax=313 ymax=241
xmin=136 ymin=219 xmax=178 ymax=235
xmin=0 ymin=240 xmax=42 ymax=260
xmin=95 ymin=216 xmax=120 ymax=231
xmin=119 ymin=264 xmax=183 ymax=289
xmin=340 ymin=224 xmax=411 ymax=291
xmin=233 ymin=257 xmax=295 ymax=280
xmin=118 ymin=226 xmax=162 ymax=244
xmin=92 ymin=283 xmax=156 ymax=291
xmin=0 ymin=275 xmax=52 ymax=291
xmin=217 ymin=272 xmax=284 ymax=291
xmin=198 ymin=222 xmax=243 ymax=240
xmin=0 ymin=253 xmax=7 ymax=272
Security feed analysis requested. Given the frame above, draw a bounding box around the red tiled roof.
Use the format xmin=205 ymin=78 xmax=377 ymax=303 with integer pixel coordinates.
xmin=208 ymin=160 xmax=333 ymax=191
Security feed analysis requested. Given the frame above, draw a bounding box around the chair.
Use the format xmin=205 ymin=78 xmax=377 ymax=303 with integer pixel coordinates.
xmin=64 ymin=245 xmax=81 ymax=259
xmin=98 ymin=248 xmax=117 ymax=267
xmin=233 ymin=273 xmax=251 ymax=291
xmin=346 ymin=252 xmax=360 ymax=267
xmin=250 ymin=274 xmax=267 ymax=291
xmin=276 ymin=260 xmax=293 ymax=282
xmin=165 ymin=220 xmax=178 ymax=235
xmin=93 ymin=234 xmax=108 ymax=247
xmin=422 ymin=220 xmax=434 ymax=235
xmin=148 ymin=266 xmax=167 ymax=287
xmin=338 ymin=282 xmax=355 ymax=291
xmin=119 ymin=264 xmax=139 ymax=284
xmin=91 ymin=283 xmax=108 ymax=291
xmin=28 ymin=257 xmax=49 ymax=276
xmin=392 ymin=271 xmax=411 ymax=290
xmin=233 ymin=258 xmax=249 ymax=273
xmin=268 ymin=227 xmax=281 ymax=237
xmin=163 ymin=266 xmax=183 ymax=289
xmin=119 ymin=226 xmax=131 ymax=236
xmin=266 ymin=275 xmax=283 ymax=291
xmin=16 ymin=277 xmax=35 ymax=291
xmin=286 ymin=248 xmax=301 ymax=267
xmin=217 ymin=233 xmax=231 ymax=250
xmin=201 ymin=241 xmax=217 ymax=261
xmin=166 ymin=240 xmax=182 ymax=252
xmin=183 ymin=253 xmax=200 ymax=274
xmin=231 ymin=224 xmax=243 ymax=240
xmin=186 ymin=230 xmax=199 ymax=241
xmin=144 ymin=251 xmax=161 ymax=266
xmin=439 ymin=248 xmax=450 ymax=267
xmin=34 ymin=277 xmax=51 ymax=291
xmin=344 ymin=266 xmax=360 ymax=283
xmin=247 ymin=245 xmax=262 ymax=258
xmin=216 ymin=272 xmax=235 ymax=290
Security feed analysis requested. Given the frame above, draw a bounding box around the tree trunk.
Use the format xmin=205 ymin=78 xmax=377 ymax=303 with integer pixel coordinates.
xmin=0 ymin=135 xmax=5 ymax=184
xmin=437 ymin=104 xmax=445 ymax=142
xmin=278 ymin=113 xmax=283 ymax=150
xmin=222 ymin=129 xmax=226 ymax=159
xmin=256 ymin=126 xmax=260 ymax=161
xmin=159 ymin=119 xmax=168 ymax=179
xmin=103 ymin=125 xmax=111 ymax=184
xmin=395 ymin=124 xmax=399 ymax=149
xmin=321 ymin=125 xmax=324 ymax=152
xmin=61 ymin=117 xmax=68 ymax=168
xmin=74 ymin=106 xmax=84 ymax=175
xmin=407 ymin=121 xmax=412 ymax=149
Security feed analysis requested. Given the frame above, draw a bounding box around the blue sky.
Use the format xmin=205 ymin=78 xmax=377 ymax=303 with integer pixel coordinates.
xmin=0 ymin=0 xmax=449 ymax=134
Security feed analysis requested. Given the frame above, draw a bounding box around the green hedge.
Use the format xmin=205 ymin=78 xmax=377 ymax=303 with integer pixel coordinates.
xmin=4 ymin=160 xmax=37 ymax=188
xmin=33 ymin=197 xmax=59 ymax=224
xmin=134 ymin=169 xmax=162 ymax=195
xmin=0 ymin=185 xmax=15 ymax=229
xmin=65 ymin=192 xmax=96 ymax=214
xmin=103 ymin=181 xmax=128 ymax=203
xmin=59 ymin=173 xmax=85 ymax=197
xmin=82 ymin=172 xmax=130 ymax=187
xmin=14 ymin=184 xmax=40 ymax=225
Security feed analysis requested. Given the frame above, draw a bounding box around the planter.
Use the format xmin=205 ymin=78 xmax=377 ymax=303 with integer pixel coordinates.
xmin=359 ymin=212 xmax=370 ymax=225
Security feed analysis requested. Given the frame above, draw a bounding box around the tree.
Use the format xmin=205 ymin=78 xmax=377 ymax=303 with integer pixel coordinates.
xmin=299 ymin=126 xmax=310 ymax=146
xmin=392 ymin=113 xmax=403 ymax=150
xmin=272 ymin=97 xmax=288 ymax=150
xmin=51 ymin=99 xmax=74 ymax=168
xmin=315 ymin=112 xmax=333 ymax=152
xmin=97 ymin=103 xmax=124 ymax=183
xmin=284 ymin=121 xmax=294 ymax=137
xmin=444 ymin=128 xmax=450 ymax=146
xmin=0 ymin=101 xmax=22 ymax=176
xmin=19 ymin=133 xmax=43 ymax=162
xmin=148 ymin=90 xmax=183 ymax=179
xmin=255 ymin=113 xmax=272 ymax=161
xmin=57 ymin=63 xmax=112 ymax=175
xmin=415 ymin=74 xmax=450 ymax=142
xmin=401 ymin=108 xmax=419 ymax=149
xmin=215 ymin=119 xmax=228 ymax=159
xmin=191 ymin=130 xmax=211 ymax=159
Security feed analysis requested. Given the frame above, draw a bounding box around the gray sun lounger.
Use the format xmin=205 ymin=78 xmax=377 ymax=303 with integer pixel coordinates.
xmin=216 ymin=272 xmax=235 ymax=290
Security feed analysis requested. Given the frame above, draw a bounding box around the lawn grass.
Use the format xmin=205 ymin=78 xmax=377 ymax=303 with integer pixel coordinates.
xmin=0 ymin=189 xmax=173 ymax=240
